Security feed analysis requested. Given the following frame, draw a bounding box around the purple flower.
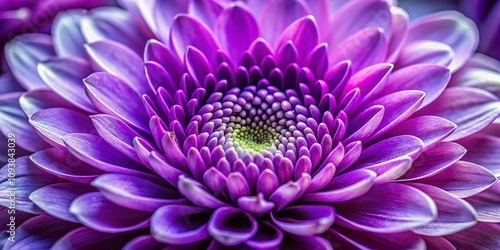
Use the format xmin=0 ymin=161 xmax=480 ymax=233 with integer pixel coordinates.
xmin=1 ymin=0 xmax=500 ymax=249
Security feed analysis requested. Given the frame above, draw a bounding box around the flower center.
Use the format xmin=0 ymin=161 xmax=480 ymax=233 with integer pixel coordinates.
xmin=205 ymin=84 xmax=302 ymax=156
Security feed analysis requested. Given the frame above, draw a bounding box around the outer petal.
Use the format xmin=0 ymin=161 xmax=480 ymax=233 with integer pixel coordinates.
xmin=29 ymin=183 xmax=94 ymax=223
xmin=406 ymin=11 xmax=479 ymax=72
xmin=70 ymin=192 xmax=151 ymax=233
xmin=2 ymin=216 xmax=78 ymax=250
xmin=52 ymin=226 xmax=142 ymax=250
xmin=92 ymin=173 xmax=184 ymax=212
xmin=417 ymin=161 xmax=497 ymax=198
xmin=215 ymin=4 xmax=259 ymax=65
xmin=84 ymin=72 xmax=149 ymax=133
xmin=335 ymin=183 xmax=437 ymax=233
xmin=30 ymin=148 xmax=103 ymax=184
xmin=259 ymin=0 xmax=310 ymax=47
xmin=416 ymin=87 xmax=500 ymax=141
xmin=4 ymin=34 xmax=54 ymax=89
xmin=465 ymin=182 xmax=500 ymax=223
xmin=37 ymin=57 xmax=97 ymax=113
xmin=29 ymin=108 xmax=96 ymax=149
xmin=445 ymin=223 xmax=500 ymax=249
xmin=326 ymin=227 xmax=426 ymax=250
xmin=52 ymin=9 xmax=87 ymax=58
xmin=410 ymin=183 xmax=477 ymax=236
xmin=458 ymin=134 xmax=500 ymax=176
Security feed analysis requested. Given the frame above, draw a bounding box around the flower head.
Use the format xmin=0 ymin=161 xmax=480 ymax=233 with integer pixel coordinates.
xmin=1 ymin=0 xmax=500 ymax=249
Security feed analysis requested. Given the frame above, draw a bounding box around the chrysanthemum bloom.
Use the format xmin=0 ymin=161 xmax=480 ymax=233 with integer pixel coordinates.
xmin=1 ymin=0 xmax=500 ymax=249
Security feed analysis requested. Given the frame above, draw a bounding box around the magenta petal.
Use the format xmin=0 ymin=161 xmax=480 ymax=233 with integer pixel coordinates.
xmin=465 ymin=182 xmax=500 ymax=223
xmin=151 ymin=205 xmax=211 ymax=245
xmin=410 ymin=183 xmax=477 ymax=236
xmin=277 ymin=15 xmax=319 ymax=64
xmin=336 ymin=183 xmax=437 ymax=233
xmin=445 ymin=223 xmax=500 ymax=249
xmin=384 ymin=64 xmax=451 ymax=109
xmin=52 ymin=9 xmax=86 ymax=58
xmin=417 ymin=161 xmax=497 ymax=198
xmin=215 ymin=4 xmax=259 ymax=65
xmin=30 ymin=148 xmax=103 ymax=184
xmin=84 ymin=72 xmax=149 ymax=133
xmin=5 ymin=34 xmax=54 ymax=89
xmin=208 ymin=206 xmax=257 ymax=246
xmin=407 ymin=11 xmax=478 ymax=72
xmin=2 ymin=215 xmax=78 ymax=250
xmin=30 ymin=108 xmax=95 ymax=148
xmin=85 ymin=40 xmax=151 ymax=97
xmin=398 ymin=142 xmax=466 ymax=181
xmin=70 ymin=192 xmax=151 ymax=233
xmin=458 ymin=134 xmax=500 ymax=176
xmin=330 ymin=27 xmax=387 ymax=73
xmin=37 ymin=57 xmax=97 ymax=113
xmin=170 ymin=14 xmax=219 ymax=69
xmin=417 ymin=87 xmax=500 ymax=141
xmin=92 ymin=173 xmax=184 ymax=212
xmin=383 ymin=116 xmax=456 ymax=150
xmin=271 ymin=205 xmax=335 ymax=236
xmin=29 ymin=183 xmax=94 ymax=223
xmin=259 ymin=0 xmax=310 ymax=47
xmin=326 ymin=227 xmax=426 ymax=250
xmin=300 ymin=169 xmax=376 ymax=203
